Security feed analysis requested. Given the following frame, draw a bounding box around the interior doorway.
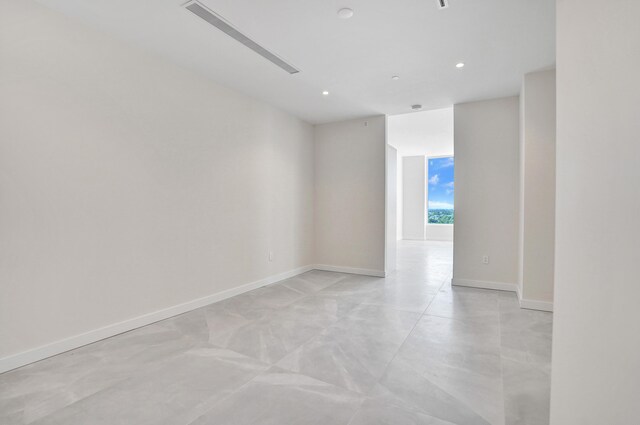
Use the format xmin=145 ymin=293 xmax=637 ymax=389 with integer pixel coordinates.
xmin=385 ymin=107 xmax=454 ymax=274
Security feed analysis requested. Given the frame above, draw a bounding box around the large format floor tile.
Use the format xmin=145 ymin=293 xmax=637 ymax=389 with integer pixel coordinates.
xmin=348 ymin=398 xmax=458 ymax=425
xmin=30 ymin=347 xmax=268 ymax=425
xmin=394 ymin=315 xmax=505 ymax=425
xmin=501 ymin=358 xmax=551 ymax=425
xmin=497 ymin=293 xmax=552 ymax=425
xmin=369 ymin=358 xmax=493 ymax=425
xmin=188 ymin=367 xmax=363 ymax=425
xmin=276 ymin=305 xmax=420 ymax=394
xmin=0 ymin=241 xmax=552 ymax=425
xmin=426 ymin=284 xmax=501 ymax=325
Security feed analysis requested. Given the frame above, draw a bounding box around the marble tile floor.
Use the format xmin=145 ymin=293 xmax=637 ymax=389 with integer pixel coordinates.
xmin=0 ymin=241 xmax=552 ymax=425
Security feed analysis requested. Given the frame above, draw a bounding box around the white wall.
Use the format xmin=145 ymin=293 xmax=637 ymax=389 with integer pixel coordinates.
xmin=0 ymin=0 xmax=314 ymax=366
xmin=453 ymin=97 xmax=520 ymax=289
xmin=551 ymin=0 xmax=640 ymax=423
xmin=314 ymin=117 xmax=386 ymax=275
xmin=402 ymin=156 xmax=426 ymax=240
xmin=519 ymin=69 xmax=556 ymax=308
xmin=387 ymin=108 xmax=454 ymax=157
xmin=426 ymin=224 xmax=454 ymax=241
xmin=385 ymin=145 xmax=397 ymax=272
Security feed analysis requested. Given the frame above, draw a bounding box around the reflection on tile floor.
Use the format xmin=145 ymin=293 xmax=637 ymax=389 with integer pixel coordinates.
xmin=0 ymin=241 xmax=552 ymax=425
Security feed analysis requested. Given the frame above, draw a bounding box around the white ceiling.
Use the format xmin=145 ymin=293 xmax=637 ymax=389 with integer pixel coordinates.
xmin=388 ymin=108 xmax=453 ymax=157
xmin=35 ymin=0 xmax=555 ymax=124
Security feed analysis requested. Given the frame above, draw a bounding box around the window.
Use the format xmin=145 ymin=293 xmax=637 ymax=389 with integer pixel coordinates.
xmin=427 ymin=156 xmax=454 ymax=224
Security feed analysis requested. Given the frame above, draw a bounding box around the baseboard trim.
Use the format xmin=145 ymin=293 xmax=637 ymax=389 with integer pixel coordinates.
xmin=0 ymin=264 xmax=315 ymax=374
xmin=313 ymin=264 xmax=386 ymax=278
xmin=452 ymin=278 xmax=554 ymax=312
xmin=519 ymin=297 xmax=554 ymax=312
xmin=451 ymin=278 xmax=519 ymax=293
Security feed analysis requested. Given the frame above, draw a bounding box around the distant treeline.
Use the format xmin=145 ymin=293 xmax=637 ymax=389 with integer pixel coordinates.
xmin=428 ymin=209 xmax=454 ymax=224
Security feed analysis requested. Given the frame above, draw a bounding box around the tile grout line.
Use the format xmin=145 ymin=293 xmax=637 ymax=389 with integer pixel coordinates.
xmin=361 ymin=269 xmax=453 ymax=393
xmin=181 ymin=361 xmax=269 ymax=425
xmin=181 ymin=274 xmax=360 ymax=424
xmin=180 ymin=274 xmax=355 ymax=424
xmin=344 ymin=267 xmax=454 ymax=425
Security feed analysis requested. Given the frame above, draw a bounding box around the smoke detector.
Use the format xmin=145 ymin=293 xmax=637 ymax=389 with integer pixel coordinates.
xmin=411 ymin=104 xmax=423 ymax=111
xmin=337 ymin=8 xmax=354 ymax=19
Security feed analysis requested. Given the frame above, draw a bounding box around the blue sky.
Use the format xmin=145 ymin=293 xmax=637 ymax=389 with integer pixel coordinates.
xmin=428 ymin=157 xmax=454 ymax=210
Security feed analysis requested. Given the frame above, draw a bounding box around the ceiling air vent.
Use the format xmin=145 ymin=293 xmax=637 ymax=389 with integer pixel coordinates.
xmin=184 ymin=1 xmax=300 ymax=74
xmin=437 ymin=0 xmax=449 ymax=9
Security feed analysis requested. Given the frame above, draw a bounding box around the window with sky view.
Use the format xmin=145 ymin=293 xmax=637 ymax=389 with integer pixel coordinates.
xmin=427 ymin=156 xmax=454 ymax=224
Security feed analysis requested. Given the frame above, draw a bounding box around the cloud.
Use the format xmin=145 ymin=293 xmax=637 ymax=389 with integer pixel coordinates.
xmin=444 ymin=181 xmax=454 ymax=188
xmin=429 ymin=201 xmax=454 ymax=209
xmin=428 ymin=174 xmax=439 ymax=185
xmin=439 ymin=157 xmax=455 ymax=168
xmin=432 ymin=157 xmax=454 ymax=170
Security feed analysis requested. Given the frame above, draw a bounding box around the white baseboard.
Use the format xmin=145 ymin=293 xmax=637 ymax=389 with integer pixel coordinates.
xmin=452 ymin=278 xmax=554 ymax=312
xmin=313 ymin=264 xmax=386 ymax=278
xmin=0 ymin=265 xmax=315 ymax=374
xmin=451 ymin=278 xmax=519 ymax=293
xmin=519 ymin=297 xmax=554 ymax=312
xmin=0 ymin=263 xmax=387 ymax=373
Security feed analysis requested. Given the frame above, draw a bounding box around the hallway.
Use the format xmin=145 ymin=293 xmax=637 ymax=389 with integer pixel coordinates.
xmin=1 ymin=241 xmax=552 ymax=425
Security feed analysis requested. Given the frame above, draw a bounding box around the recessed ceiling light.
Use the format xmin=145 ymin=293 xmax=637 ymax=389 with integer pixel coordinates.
xmin=391 ymin=75 xmax=400 ymax=80
xmin=411 ymin=104 xmax=422 ymax=111
xmin=322 ymin=90 xmax=330 ymax=96
xmin=456 ymin=62 xmax=465 ymax=68
xmin=337 ymin=8 xmax=354 ymax=19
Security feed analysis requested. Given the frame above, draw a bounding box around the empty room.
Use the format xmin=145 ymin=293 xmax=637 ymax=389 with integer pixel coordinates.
xmin=1 ymin=1 xmax=638 ymax=424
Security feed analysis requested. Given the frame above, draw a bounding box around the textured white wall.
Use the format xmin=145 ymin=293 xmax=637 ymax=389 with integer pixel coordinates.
xmin=0 ymin=0 xmax=314 ymax=360
xmin=453 ymin=97 xmax=520 ymax=287
xmin=551 ymin=0 xmax=640 ymax=423
xmin=314 ymin=117 xmax=386 ymax=274
xmin=519 ymin=69 xmax=556 ymax=305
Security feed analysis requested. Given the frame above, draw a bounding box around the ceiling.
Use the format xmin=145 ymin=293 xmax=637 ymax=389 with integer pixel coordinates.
xmin=35 ymin=0 xmax=555 ymax=124
xmin=388 ymin=108 xmax=453 ymax=157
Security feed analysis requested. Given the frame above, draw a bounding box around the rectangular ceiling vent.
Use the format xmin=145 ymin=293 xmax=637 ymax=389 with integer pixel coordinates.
xmin=437 ymin=0 xmax=449 ymax=9
xmin=184 ymin=0 xmax=300 ymax=74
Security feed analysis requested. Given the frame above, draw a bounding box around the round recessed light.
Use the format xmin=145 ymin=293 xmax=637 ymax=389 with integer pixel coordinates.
xmin=411 ymin=104 xmax=422 ymax=111
xmin=456 ymin=62 xmax=465 ymax=68
xmin=337 ymin=8 xmax=354 ymax=19
xmin=391 ymin=75 xmax=400 ymax=80
xmin=322 ymin=90 xmax=330 ymax=96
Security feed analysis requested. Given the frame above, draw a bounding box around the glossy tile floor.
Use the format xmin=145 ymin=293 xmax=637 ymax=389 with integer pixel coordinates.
xmin=0 ymin=241 xmax=552 ymax=425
